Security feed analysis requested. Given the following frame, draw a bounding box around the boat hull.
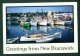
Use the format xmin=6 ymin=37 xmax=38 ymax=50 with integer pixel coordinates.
xmin=38 ymin=20 xmax=47 ymax=26
xmin=23 ymin=22 xmax=30 ymax=26
xmin=30 ymin=21 xmax=37 ymax=26
xmin=65 ymin=21 xmax=72 ymax=25
xmin=20 ymin=22 xmax=30 ymax=27
xmin=56 ymin=21 xmax=65 ymax=25
xmin=20 ymin=32 xmax=61 ymax=43
xmin=47 ymin=19 xmax=54 ymax=26
xmin=47 ymin=22 xmax=54 ymax=26
xmin=36 ymin=38 xmax=54 ymax=43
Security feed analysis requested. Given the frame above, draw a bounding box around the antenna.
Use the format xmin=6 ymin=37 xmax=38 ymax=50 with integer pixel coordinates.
xmin=57 ymin=9 xmax=58 ymax=20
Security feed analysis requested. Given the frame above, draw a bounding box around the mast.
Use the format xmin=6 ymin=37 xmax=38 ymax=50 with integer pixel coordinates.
xmin=37 ymin=9 xmax=39 ymax=17
xmin=41 ymin=8 xmax=43 ymax=13
xmin=41 ymin=8 xmax=44 ymax=19
xmin=64 ymin=10 xmax=65 ymax=17
xmin=57 ymin=9 xmax=58 ymax=20
xmin=68 ymin=11 xmax=69 ymax=16
xmin=24 ymin=7 xmax=26 ymax=17
xmin=24 ymin=7 xmax=27 ymax=21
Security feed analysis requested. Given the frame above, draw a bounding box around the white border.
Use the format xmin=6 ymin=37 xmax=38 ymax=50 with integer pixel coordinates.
xmin=3 ymin=2 xmax=78 ymax=54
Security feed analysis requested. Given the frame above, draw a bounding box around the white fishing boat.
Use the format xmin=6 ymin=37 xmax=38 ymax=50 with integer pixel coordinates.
xmin=47 ymin=20 xmax=54 ymax=26
xmin=47 ymin=11 xmax=54 ymax=26
xmin=37 ymin=19 xmax=47 ymax=26
xmin=30 ymin=20 xmax=37 ymax=26
xmin=20 ymin=34 xmax=42 ymax=41
xmin=7 ymin=37 xmax=19 ymax=43
xmin=20 ymin=32 xmax=61 ymax=43
xmin=55 ymin=21 xmax=72 ymax=25
xmin=20 ymin=36 xmax=40 ymax=41
xmin=55 ymin=21 xmax=65 ymax=25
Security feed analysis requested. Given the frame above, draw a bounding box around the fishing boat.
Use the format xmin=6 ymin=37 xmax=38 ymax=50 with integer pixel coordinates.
xmin=54 ymin=19 xmax=72 ymax=25
xmin=37 ymin=19 xmax=47 ymax=26
xmin=63 ymin=12 xmax=73 ymax=25
xmin=47 ymin=11 xmax=54 ymax=26
xmin=54 ymin=20 xmax=65 ymax=25
xmin=47 ymin=20 xmax=54 ymax=26
xmin=30 ymin=20 xmax=37 ymax=26
xmin=20 ymin=7 xmax=30 ymax=27
xmin=23 ymin=22 xmax=30 ymax=26
xmin=20 ymin=34 xmax=42 ymax=41
xmin=20 ymin=32 xmax=61 ymax=43
xmin=20 ymin=21 xmax=30 ymax=27
xmin=7 ymin=37 xmax=19 ymax=43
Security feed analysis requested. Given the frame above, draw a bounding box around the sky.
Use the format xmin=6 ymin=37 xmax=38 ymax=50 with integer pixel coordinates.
xmin=6 ymin=6 xmax=73 ymax=13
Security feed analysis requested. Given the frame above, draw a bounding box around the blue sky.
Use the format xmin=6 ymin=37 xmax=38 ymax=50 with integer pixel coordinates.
xmin=6 ymin=6 xmax=73 ymax=13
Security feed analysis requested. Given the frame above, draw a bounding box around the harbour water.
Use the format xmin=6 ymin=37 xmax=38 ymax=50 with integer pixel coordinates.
xmin=7 ymin=21 xmax=74 ymax=43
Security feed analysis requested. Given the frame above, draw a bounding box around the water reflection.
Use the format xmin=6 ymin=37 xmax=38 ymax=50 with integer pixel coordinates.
xmin=21 ymin=26 xmax=31 ymax=31
xmin=7 ymin=21 xmax=74 ymax=43
xmin=38 ymin=26 xmax=48 ymax=32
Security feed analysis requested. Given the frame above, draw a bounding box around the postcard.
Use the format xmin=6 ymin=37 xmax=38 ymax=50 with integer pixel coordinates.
xmin=3 ymin=2 xmax=78 ymax=54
